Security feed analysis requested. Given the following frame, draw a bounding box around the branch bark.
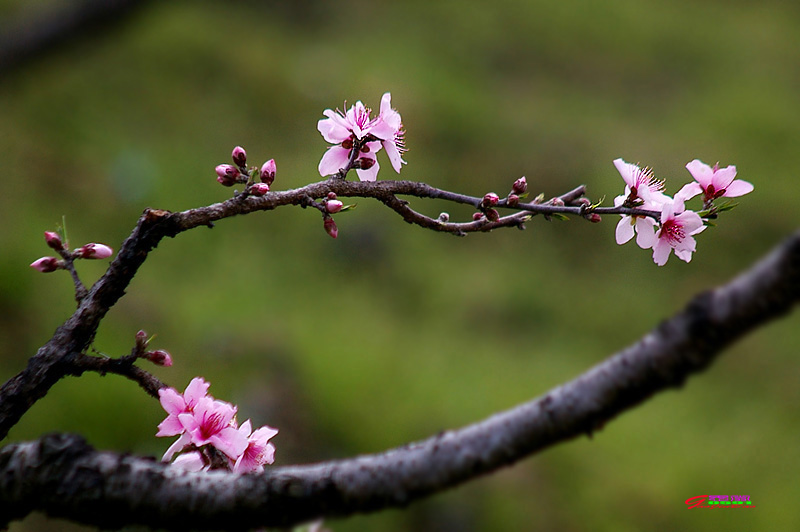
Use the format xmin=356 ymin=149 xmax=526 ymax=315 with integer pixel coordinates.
xmin=2 ymin=228 xmax=799 ymax=530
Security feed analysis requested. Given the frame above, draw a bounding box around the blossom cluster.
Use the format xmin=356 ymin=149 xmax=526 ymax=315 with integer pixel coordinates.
xmin=156 ymin=377 xmax=278 ymax=473
xmin=613 ymin=158 xmax=753 ymax=265
xmin=317 ymin=92 xmax=406 ymax=181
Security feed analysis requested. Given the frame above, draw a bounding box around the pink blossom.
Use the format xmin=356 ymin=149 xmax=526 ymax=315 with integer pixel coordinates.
xmin=651 ymin=199 xmax=706 ymax=266
xmin=177 ymin=396 xmax=248 ymax=459
xmin=233 ymin=419 xmax=279 ymax=473
xmin=156 ymin=377 xmax=210 ymax=437
xmin=613 ymin=158 xmax=669 ymax=203
xmin=77 ymin=243 xmax=114 ymax=259
xmin=677 ymin=159 xmax=754 ymax=203
xmin=317 ymin=93 xmax=405 ymax=181
xmin=30 ymin=256 xmax=60 ymax=273
xmin=370 ymin=92 xmax=406 ymax=173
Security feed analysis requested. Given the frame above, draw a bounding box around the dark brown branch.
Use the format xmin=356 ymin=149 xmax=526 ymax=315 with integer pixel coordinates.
xmin=2 ymin=228 xmax=799 ymax=530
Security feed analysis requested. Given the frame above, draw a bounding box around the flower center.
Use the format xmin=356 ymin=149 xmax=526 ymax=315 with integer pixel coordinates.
xmin=661 ymin=219 xmax=686 ymax=244
xmin=199 ymin=412 xmax=226 ymax=439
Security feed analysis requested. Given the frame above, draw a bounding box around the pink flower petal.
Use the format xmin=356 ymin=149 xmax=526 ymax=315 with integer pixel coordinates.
xmin=723 ymin=179 xmax=754 ymax=197
xmin=183 ymin=377 xmax=210 ymax=409
xmin=319 ymin=146 xmax=352 ymax=177
xmin=685 ymin=159 xmax=714 ymax=189
xmin=615 ymin=217 xmax=635 ymax=245
xmin=356 ymin=158 xmax=380 ymax=182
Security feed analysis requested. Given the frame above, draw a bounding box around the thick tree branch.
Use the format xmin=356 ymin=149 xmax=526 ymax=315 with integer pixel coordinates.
xmin=2 ymin=228 xmax=799 ymax=530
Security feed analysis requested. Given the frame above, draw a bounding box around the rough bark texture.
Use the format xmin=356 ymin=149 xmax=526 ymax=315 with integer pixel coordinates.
xmin=2 ymin=229 xmax=798 ymax=530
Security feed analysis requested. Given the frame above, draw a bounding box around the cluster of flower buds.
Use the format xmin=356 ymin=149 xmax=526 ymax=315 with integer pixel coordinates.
xmin=475 ymin=192 xmax=500 ymax=222
xmin=317 ymin=92 xmax=406 ymax=181
xmin=156 ymin=377 xmax=278 ymax=473
xmin=133 ymin=330 xmax=173 ymax=367
xmin=215 ymin=146 xmax=276 ymax=197
xmin=30 ymin=231 xmax=114 ymax=273
xmin=612 ymin=158 xmax=753 ymax=265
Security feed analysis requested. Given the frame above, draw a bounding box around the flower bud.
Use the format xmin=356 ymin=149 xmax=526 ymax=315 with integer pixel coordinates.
xmin=135 ymin=330 xmax=149 ymax=351
xmin=472 ymin=212 xmax=484 ymax=221
xmin=512 ymin=176 xmax=527 ymax=195
xmin=249 ymin=183 xmax=270 ymax=196
xmin=550 ymin=197 xmax=565 ymax=207
xmin=77 ymin=243 xmax=114 ymax=259
xmin=260 ymin=159 xmax=276 ymax=186
xmin=507 ymin=194 xmax=519 ymax=207
xmin=326 ymin=199 xmax=344 ymax=214
xmin=144 ymin=349 xmax=173 ymax=367
xmin=30 ymin=256 xmax=60 ymax=273
xmin=485 ymin=208 xmax=500 ymax=222
xmin=44 ymin=231 xmax=64 ymax=251
xmin=481 ymin=192 xmax=500 ymax=208
xmin=323 ymin=217 xmax=338 ymax=239
xmin=587 ymin=213 xmax=602 ymax=223
xmin=327 ymin=192 xmax=337 ymax=200
xmin=231 ymin=146 xmax=247 ymax=167
xmin=437 ymin=212 xmax=450 ymax=223
xmin=215 ymin=164 xmax=240 ymax=180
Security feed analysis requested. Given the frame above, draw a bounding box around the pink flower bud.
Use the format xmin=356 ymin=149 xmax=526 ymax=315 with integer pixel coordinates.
xmin=512 ymin=176 xmax=527 ymax=195
xmin=215 ymin=164 xmax=240 ymax=180
xmin=77 ymin=243 xmax=114 ymax=259
xmin=481 ymin=193 xmax=500 ymax=208
xmin=323 ymin=217 xmax=338 ymax=239
xmin=30 ymin=256 xmax=60 ymax=273
xmin=472 ymin=212 xmax=484 ymax=221
xmin=485 ymin=208 xmax=500 ymax=222
xmin=260 ymin=159 xmax=276 ymax=186
xmin=231 ymin=146 xmax=247 ymax=167
xmin=587 ymin=213 xmax=602 ymax=223
xmin=550 ymin=197 xmax=565 ymax=207
xmin=327 ymin=192 xmax=337 ymax=200
xmin=145 ymin=349 xmax=173 ymax=367
xmin=44 ymin=231 xmax=64 ymax=251
xmin=249 ymin=183 xmax=270 ymax=196
xmin=326 ymin=199 xmax=343 ymax=214
xmin=507 ymin=194 xmax=519 ymax=207
xmin=217 ymin=174 xmax=236 ymax=187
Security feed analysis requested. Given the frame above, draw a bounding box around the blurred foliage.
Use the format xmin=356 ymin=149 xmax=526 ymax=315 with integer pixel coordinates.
xmin=1 ymin=0 xmax=799 ymax=530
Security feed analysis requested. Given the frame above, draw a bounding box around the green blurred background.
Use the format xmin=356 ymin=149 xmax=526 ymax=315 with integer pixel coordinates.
xmin=1 ymin=1 xmax=799 ymax=530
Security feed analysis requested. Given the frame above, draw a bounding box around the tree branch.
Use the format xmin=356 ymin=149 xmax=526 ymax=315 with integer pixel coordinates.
xmin=0 ymin=177 xmax=646 ymax=441
xmin=2 ymin=228 xmax=799 ymax=530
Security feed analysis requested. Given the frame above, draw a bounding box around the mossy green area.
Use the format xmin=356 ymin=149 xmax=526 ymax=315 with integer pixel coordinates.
xmin=1 ymin=1 xmax=798 ymax=530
